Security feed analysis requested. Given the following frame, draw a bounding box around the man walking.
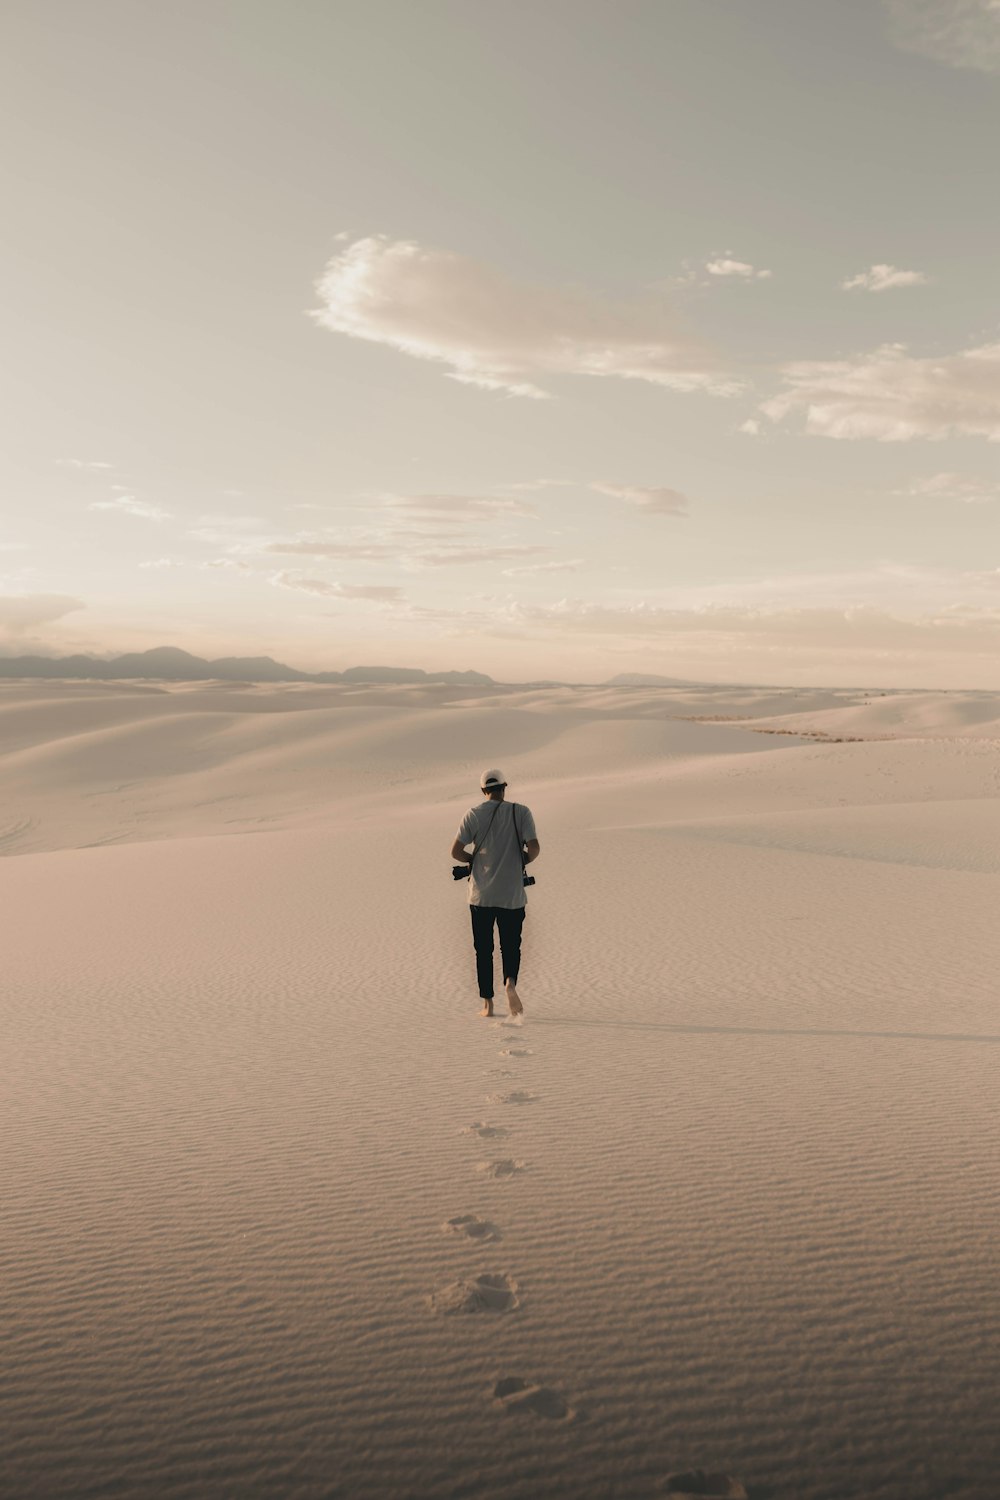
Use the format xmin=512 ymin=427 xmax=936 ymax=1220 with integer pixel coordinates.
xmin=451 ymin=769 xmax=540 ymax=1017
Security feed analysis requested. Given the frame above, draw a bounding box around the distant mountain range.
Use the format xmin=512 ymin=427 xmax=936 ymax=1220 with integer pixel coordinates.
xmin=0 ymin=646 xmax=495 ymax=686
xmin=0 ymin=647 xmax=727 ymax=691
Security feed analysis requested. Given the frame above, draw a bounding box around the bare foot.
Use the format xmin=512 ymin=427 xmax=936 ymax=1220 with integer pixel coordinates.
xmin=481 ymin=999 xmax=494 ymax=1017
xmin=505 ymin=979 xmax=523 ymax=1016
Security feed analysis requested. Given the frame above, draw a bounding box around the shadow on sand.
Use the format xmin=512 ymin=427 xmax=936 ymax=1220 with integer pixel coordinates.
xmin=534 ymin=1017 xmax=1000 ymax=1045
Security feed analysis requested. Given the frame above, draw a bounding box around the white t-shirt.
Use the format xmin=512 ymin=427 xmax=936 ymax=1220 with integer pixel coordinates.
xmin=457 ymin=799 xmax=537 ymax=909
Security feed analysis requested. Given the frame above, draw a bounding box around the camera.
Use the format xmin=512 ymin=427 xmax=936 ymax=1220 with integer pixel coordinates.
xmin=453 ymin=865 xmax=535 ymax=886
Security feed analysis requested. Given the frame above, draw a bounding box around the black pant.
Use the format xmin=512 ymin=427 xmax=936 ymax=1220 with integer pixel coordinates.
xmin=470 ymin=905 xmax=526 ymax=999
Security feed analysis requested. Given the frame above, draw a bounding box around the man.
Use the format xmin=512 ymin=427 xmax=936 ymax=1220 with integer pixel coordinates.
xmin=451 ymin=769 xmax=540 ymax=1017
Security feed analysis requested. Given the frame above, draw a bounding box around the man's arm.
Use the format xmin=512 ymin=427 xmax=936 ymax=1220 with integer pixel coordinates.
xmin=450 ymin=838 xmax=472 ymax=864
xmin=524 ymin=838 xmax=540 ymax=865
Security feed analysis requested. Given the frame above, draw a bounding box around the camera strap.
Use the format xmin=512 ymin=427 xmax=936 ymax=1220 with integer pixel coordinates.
xmin=510 ymin=803 xmax=526 ymax=872
xmin=469 ymin=800 xmax=501 ymax=875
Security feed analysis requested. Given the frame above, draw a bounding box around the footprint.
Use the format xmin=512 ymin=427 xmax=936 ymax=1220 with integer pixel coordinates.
xmin=493 ymin=1377 xmax=575 ymax=1422
xmin=665 ymin=1474 xmax=748 ymax=1499
xmin=430 ymin=1272 xmax=520 ymax=1315
xmin=487 ymin=1090 xmax=539 ymax=1106
xmin=461 ymin=1122 xmax=509 ymax=1139
xmin=499 ymin=1047 xmax=533 ymax=1058
xmin=484 ymin=1068 xmax=515 ymax=1079
xmin=477 ymin=1158 xmax=525 ymax=1179
xmin=442 ymin=1214 xmax=502 ymax=1243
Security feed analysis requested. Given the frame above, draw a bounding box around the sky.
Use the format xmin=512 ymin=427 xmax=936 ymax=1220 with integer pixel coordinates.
xmin=2 ymin=0 xmax=1000 ymax=687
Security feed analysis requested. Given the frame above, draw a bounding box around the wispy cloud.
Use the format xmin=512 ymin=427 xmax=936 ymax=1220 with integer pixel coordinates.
xmin=187 ymin=514 xmax=272 ymax=544
xmin=264 ymin=538 xmax=399 ymax=561
xmin=57 ymin=458 xmax=114 ymax=470
xmin=591 ymin=482 xmax=689 ymax=515
xmin=414 ymin=544 xmax=548 ymax=567
xmin=502 ymin=558 xmax=584 ymax=577
xmin=268 ymin=571 xmax=404 ymax=601
xmin=883 ymin=0 xmax=1000 ymax=75
xmin=200 ymin=557 xmax=254 ymax=571
xmin=503 ymin=597 xmax=1000 ymax=654
xmin=312 ymin=235 xmax=739 ymax=399
xmin=138 ymin=557 xmax=183 ymax=569
xmin=705 ymin=257 xmax=772 ymax=280
xmin=902 ymin=471 xmax=1000 ymax=502
xmin=384 ymin=493 xmax=537 ymax=519
xmin=761 ymin=341 xmax=1000 ymax=440
xmin=263 ymin=531 xmax=549 ymax=569
xmin=842 ymin=263 xmax=929 ymax=292
xmin=617 ymin=562 xmax=965 ymax=611
xmin=507 ymin=478 xmax=575 ymax=492
xmin=89 ymin=495 xmax=172 ymax=521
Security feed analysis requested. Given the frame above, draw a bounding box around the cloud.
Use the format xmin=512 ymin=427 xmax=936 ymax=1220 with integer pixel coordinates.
xmin=739 ymin=418 xmax=762 ymax=436
xmin=902 ymin=471 xmax=1000 ymax=502
xmin=263 ymin=533 xmax=549 ymax=568
xmin=591 ymin=482 xmax=689 ymax=515
xmin=507 ymin=478 xmax=575 ymax=492
xmin=138 ymin=557 xmax=183 ymax=569
xmin=89 ymin=495 xmax=172 ymax=521
xmin=414 ymin=544 xmax=549 ymax=567
xmin=200 ymin=557 xmax=254 ymax=571
xmin=883 ymin=0 xmax=1000 ymax=74
xmin=381 ymin=524 xmax=471 ymax=541
xmin=188 ymin=514 xmax=272 ymax=544
xmin=384 ymin=493 xmax=537 ymax=519
xmin=264 ymin=538 xmax=399 ymax=561
xmin=195 ymin=514 xmax=276 ymax=529
xmin=705 ymin=258 xmax=772 ymax=280
xmin=842 ymin=264 xmax=929 ymax=292
xmin=268 ymin=571 xmax=404 ymax=601
xmin=761 ymin=341 xmax=1000 ymax=440
xmin=506 ymin=597 xmax=1000 ymax=653
xmin=337 ymin=583 xmax=404 ymax=600
xmin=311 ymin=235 xmax=739 ymax=399
xmin=0 ymin=592 xmax=85 ymax=637
xmin=57 ymin=458 xmax=114 ymax=470
xmin=636 ymin=562 xmax=976 ymax=611
xmin=502 ymin=558 xmax=585 ymax=577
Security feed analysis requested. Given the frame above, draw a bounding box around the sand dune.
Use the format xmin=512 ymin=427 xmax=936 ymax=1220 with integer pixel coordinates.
xmin=4 ymin=678 xmax=998 ymax=859
xmin=2 ymin=679 xmax=999 ymax=1498
xmin=741 ymin=690 xmax=1000 ymax=740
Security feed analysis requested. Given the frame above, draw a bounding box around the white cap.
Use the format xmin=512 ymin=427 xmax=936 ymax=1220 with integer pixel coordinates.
xmin=481 ymin=768 xmax=506 ymax=789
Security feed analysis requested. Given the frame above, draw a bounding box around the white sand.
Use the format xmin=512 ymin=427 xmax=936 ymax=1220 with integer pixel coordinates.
xmin=2 ymin=679 xmax=999 ymax=1499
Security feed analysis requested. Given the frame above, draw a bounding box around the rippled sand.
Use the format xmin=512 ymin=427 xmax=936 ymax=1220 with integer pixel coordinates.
xmin=3 ymin=679 xmax=999 ymax=1499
